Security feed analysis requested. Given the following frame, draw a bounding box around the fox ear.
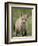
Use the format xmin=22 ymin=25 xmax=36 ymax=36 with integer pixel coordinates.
xmin=27 ymin=14 xmax=31 ymax=18
xmin=24 ymin=14 xmax=31 ymax=18
xmin=27 ymin=15 xmax=29 ymax=18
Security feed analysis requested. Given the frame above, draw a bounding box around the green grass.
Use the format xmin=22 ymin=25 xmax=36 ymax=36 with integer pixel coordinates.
xmin=27 ymin=18 xmax=32 ymax=36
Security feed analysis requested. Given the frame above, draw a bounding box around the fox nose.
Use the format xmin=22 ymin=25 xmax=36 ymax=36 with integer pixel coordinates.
xmin=23 ymin=22 xmax=25 ymax=24
xmin=22 ymin=21 xmax=25 ymax=24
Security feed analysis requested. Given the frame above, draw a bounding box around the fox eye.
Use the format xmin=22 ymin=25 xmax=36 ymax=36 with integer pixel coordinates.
xmin=22 ymin=18 xmax=24 ymax=20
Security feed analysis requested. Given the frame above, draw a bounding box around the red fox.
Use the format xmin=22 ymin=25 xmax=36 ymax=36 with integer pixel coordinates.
xmin=15 ymin=14 xmax=31 ymax=36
